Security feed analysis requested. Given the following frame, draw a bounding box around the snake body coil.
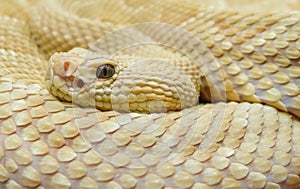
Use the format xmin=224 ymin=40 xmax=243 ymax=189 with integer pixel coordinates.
xmin=0 ymin=0 xmax=300 ymax=188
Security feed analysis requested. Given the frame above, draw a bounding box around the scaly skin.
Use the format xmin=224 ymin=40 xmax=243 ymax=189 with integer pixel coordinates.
xmin=0 ymin=0 xmax=300 ymax=188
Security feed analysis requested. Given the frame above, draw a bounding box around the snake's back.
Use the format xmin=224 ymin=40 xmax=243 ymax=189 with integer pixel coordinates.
xmin=0 ymin=0 xmax=300 ymax=188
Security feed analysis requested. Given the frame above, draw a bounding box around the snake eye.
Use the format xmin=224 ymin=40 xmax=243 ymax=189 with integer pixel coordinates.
xmin=96 ymin=64 xmax=115 ymax=79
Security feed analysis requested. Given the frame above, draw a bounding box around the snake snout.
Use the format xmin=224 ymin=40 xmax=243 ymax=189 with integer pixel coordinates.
xmin=46 ymin=51 xmax=85 ymax=102
xmin=50 ymin=52 xmax=78 ymax=78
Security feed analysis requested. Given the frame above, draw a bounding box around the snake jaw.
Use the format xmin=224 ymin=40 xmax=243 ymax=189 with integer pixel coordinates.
xmin=47 ymin=48 xmax=200 ymax=112
xmin=105 ymin=58 xmax=199 ymax=113
xmin=46 ymin=48 xmax=120 ymax=108
xmin=46 ymin=50 xmax=87 ymax=103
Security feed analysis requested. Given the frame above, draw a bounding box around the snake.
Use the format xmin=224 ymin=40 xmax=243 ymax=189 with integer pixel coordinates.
xmin=0 ymin=0 xmax=300 ymax=188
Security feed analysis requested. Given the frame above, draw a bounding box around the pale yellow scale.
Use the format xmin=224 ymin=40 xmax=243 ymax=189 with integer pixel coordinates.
xmin=0 ymin=0 xmax=299 ymax=189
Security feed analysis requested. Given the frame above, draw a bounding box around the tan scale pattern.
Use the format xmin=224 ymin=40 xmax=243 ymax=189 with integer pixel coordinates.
xmin=178 ymin=11 xmax=300 ymax=117
xmin=0 ymin=0 xmax=300 ymax=188
xmin=0 ymin=17 xmax=46 ymax=85
xmin=2 ymin=79 xmax=300 ymax=188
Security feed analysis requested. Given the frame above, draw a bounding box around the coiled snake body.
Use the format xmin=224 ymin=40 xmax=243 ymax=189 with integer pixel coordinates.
xmin=1 ymin=0 xmax=300 ymax=188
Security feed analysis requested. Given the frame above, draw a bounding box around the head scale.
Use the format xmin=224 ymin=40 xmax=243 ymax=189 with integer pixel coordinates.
xmin=46 ymin=48 xmax=199 ymax=113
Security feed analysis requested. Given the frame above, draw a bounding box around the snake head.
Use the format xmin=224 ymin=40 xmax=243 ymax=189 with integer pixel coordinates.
xmin=46 ymin=47 xmax=119 ymax=108
xmin=46 ymin=47 xmax=198 ymax=113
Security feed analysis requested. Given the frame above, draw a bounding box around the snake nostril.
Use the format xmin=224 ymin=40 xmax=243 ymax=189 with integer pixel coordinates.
xmin=77 ymin=79 xmax=84 ymax=88
xmin=64 ymin=61 xmax=70 ymax=72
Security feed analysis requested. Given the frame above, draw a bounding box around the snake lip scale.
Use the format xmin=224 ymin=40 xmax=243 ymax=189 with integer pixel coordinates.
xmin=0 ymin=0 xmax=300 ymax=188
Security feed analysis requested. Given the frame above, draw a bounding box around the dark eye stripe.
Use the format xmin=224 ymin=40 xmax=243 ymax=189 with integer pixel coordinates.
xmin=96 ymin=64 xmax=115 ymax=78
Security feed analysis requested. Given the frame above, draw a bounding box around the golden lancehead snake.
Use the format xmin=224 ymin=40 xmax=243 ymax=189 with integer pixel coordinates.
xmin=0 ymin=0 xmax=300 ymax=188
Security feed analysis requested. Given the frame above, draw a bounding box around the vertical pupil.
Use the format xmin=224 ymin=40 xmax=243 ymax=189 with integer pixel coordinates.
xmin=96 ymin=64 xmax=115 ymax=78
xmin=102 ymin=66 xmax=107 ymax=77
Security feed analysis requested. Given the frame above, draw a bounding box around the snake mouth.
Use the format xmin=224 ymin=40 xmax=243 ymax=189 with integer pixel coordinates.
xmin=46 ymin=66 xmax=94 ymax=105
xmin=45 ymin=65 xmax=76 ymax=103
xmin=46 ymin=49 xmax=199 ymax=112
xmin=46 ymin=50 xmax=87 ymax=103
